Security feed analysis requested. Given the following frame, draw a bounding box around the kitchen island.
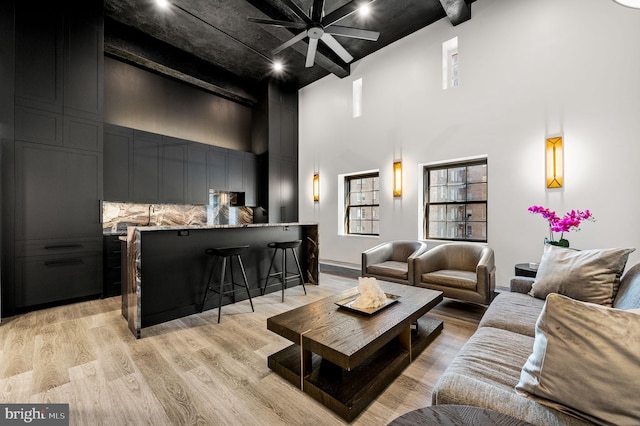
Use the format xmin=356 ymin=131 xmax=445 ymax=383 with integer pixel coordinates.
xmin=123 ymin=223 xmax=319 ymax=338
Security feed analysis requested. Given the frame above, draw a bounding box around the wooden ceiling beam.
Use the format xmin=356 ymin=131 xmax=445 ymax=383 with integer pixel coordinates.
xmin=439 ymin=0 xmax=471 ymax=26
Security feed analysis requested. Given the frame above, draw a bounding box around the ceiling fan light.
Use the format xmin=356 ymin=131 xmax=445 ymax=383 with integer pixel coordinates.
xmin=612 ymin=0 xmax=640 ymax=8
xmin=156 ymin=0 xmax=170 ymax=9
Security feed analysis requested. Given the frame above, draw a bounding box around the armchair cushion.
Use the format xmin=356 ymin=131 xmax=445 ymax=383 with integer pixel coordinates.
xmin=367 ymin=261 xmax=409 ymax=280
xmin=530 ymin=244 xmax=635 ymax=306
xmin=421 ymin=270 xmax=477 ymax=290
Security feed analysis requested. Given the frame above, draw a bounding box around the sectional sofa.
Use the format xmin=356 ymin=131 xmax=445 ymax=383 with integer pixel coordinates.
xmin=431 ymin=245 xmax=640 ymax=426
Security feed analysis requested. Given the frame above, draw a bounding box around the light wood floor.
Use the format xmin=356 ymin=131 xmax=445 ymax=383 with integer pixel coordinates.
xmin=0 ymin=274 xmax=486 ymax=425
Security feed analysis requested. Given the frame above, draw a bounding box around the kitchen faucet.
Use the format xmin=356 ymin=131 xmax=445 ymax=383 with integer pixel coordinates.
xmin=147 ymin=204 xmax=154 ymax=226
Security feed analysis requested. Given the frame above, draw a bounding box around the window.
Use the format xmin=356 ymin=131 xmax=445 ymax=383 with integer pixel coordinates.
xmin=353 ymin=78 xmax=363 ymax=118
xmin=442 ymin=37 xmax=459 ymax=89
xmin=425 ymin=159 xmax=487 ymax=241
xmin=346 ymin=173 xmax=379 ymax=235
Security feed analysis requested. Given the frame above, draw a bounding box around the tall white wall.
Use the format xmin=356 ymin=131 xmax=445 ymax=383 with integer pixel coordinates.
xmin=298 ymin=0 xmax=640 ymax=286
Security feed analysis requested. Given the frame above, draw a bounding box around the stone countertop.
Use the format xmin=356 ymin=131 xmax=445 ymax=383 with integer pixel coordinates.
xmin=104 ymin=222 xmax=318 ymax=236
xmin=130 ymin=222 xmax=319 ymax=232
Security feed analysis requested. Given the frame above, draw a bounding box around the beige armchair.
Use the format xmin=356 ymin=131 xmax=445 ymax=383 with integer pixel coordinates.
xmin=414 ymin=242 xmax=495 ymax=305
xmin=361 ymin=240 xmax=429 ymax=285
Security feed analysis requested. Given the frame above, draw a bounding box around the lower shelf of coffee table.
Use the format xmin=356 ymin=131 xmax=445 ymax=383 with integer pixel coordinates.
xmin=268 ymin=316 xmax=443 ymax=421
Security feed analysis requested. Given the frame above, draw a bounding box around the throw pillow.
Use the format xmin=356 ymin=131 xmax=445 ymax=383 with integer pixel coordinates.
xmin=516 ymin=294 xmax=640 ymax=425
xmin=529 ymin=244 xmax=635 ymax=306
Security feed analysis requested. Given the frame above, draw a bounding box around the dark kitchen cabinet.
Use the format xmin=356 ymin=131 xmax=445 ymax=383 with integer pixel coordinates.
xmin=14 ymin=141 xmax=103 ymax=309
xmin=14 ymin=0 xmax=103 ymax=120
xmin=132 ymin=130 xmax=161 ymax=203
xmin=104 ymin=124 xmax=133 ymax=202
xmin=228 ymin=151 xmax=244 ymax=192
xmin=187 ymin=142 xmax=209 ymax=204
xmin=208 ymin=147 xmax=228 ymax=191
xmin=161 ymin=136 xmax=188 ymax=203
xmin=103 ymin=235 xmax=122 ymax=297
xmin=15 ymin=142 xmax=102 ymax=241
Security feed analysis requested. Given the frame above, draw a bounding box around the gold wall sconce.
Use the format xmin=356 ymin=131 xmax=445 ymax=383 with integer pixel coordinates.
xmin=393 ymin=161 xmax=402 ymax=197
xmin=313 ymin=173 xmax=319 ymax=202
xmin=546 ymin=136 xmax=563 ymax=188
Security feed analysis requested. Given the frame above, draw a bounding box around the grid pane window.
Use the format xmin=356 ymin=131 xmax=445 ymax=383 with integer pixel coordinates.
xmin=346 ymin=174 xmax=379 ymax=235
xmin=425 ymin=161 xmax=487 ymax=242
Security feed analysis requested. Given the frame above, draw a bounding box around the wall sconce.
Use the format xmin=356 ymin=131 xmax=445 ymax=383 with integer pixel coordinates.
xmin=313 ymin=173 xmax=319 ymax=202
xmin=393 ymin=161 xmax=402 ymax=197
xmin=546 ymin=136 xmax=563 ymax=188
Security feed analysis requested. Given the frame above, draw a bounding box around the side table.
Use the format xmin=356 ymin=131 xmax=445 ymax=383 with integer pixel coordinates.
xmin=388 ymin=405 xmax=533 ymax=426
xmin=514 ymin=263 xmax=538 ymax=278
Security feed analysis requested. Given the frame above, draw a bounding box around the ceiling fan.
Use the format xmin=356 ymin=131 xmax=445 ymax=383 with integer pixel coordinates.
xmin=248 ymin=0 xmax=380 ymax=68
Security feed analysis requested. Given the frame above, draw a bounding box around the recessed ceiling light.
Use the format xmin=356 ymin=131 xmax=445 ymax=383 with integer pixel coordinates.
xmin=156 ymin=0 xmax=170 ymax=9
xmin=273 ymin=61 xmax=284 ymax=72
xmin=358 ymin=4 xmax=371 ymax=17
xmin=612 ymin=0 xmax=640 ymax=8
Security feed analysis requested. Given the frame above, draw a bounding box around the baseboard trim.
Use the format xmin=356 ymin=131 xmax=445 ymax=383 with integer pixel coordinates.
xmin=320 ymin=262 xmax=361 ymax=279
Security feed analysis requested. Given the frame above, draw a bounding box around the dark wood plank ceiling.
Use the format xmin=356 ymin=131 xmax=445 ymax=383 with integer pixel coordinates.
xmin=104 ymin=0 xmax=473 ymax=105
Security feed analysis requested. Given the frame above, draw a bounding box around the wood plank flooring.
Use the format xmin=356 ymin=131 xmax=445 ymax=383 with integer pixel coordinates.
xmin=0 ymin=274 xmax=486 ymax=425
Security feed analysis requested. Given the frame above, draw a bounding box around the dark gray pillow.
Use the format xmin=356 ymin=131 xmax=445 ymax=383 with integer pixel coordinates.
xmin=516 ymin=293 xmax=640 ymax=425
xmin=529 ymin=244 xmax=635 ymax=306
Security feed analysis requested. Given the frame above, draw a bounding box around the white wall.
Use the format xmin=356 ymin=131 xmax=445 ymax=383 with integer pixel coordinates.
xmin=298 ymin=0 xmax=640 ymax=287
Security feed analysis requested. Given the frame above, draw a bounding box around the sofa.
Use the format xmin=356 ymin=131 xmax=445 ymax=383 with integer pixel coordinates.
xmin=432 ymin=245 xmax=640 ymax=426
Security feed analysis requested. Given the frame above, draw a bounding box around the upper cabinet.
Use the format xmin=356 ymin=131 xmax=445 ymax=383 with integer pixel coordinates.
xmin=103 ymin=126 xmax=257 ymax=206
xmin=14 ymin=1 xmax=103 ymax=120
xmin=132 ymin=130 xmax=162 ymax=204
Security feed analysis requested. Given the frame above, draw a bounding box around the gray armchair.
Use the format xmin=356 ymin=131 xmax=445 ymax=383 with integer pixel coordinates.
xmin=361 ymin=240 xmax=429 ymax=285
xmin=413 ymin=242 xmax=495 ymax=305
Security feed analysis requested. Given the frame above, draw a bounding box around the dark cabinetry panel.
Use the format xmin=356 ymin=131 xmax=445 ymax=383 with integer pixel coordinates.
xmin=208 ymin=147 xmax=228 ymax=191
xmin=132 ymin=130 xmax=161 ymax=203
xmin=15 ymin=142 xmax=102 ymax=240
xmin=269 ymin=157 xmax=298 ymax=223
xmin=228 ymin=151 xmax=244 ymax=192
xmin=161 ymin=136 xmax=188 ymax=203
xmin=14 ymin=2 xmax=63 ymax=110
xmin=104 ymin=126 xmax=257 ymax=205
xmin=104 ymin=124 xmax=133 ymax=201
xmin=187 ymin=143 xmax=208 ymax=204
xmin=14 ymin=142 xmax=103 ymax=309
xmin=63 ymin=0 xmax=104 ymax=119
xmin=15 ymin=251 xmax=101 ymax=308
xmin=103 ymin=235 xmax=122 ymax=297
xmin=263 ymin=83 xmax=299 ymax=222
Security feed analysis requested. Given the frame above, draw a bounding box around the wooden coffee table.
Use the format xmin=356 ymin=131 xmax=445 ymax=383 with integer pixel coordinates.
xmin=267 ymin=281 xmax=444 ymax=421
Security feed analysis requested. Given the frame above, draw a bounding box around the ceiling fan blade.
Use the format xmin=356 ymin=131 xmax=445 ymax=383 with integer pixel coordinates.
xmin=272 ymin=31 xmax=308 ymax=55
xmin=322 ymin=0 xmax=378 ymax=27
xmin=306 ymin=38 xmax=318 ymax=67
xmin=280 ymin=0 xmax=312 ymax=23
xmin=311 ymin=0 xmax=325 ymax=22
xmin=248 ymin=17 xmax=307 ymax=29
xmin=325 ymin=25 xmax=380 ymax=41
xmin=320 ymin=33 xmax=353 ymax=64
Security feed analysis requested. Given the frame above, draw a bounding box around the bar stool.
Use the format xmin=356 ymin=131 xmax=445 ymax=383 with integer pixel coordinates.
xmin=262 ymin=240 xmax=307 ymax=302
xmin=201 ymin=245 xmax=254 ymax=323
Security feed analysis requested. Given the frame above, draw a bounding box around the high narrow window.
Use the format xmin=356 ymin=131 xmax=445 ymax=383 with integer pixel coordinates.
xmin=346 ymin=172 xmax=379 ymax=235
xmin=442 ymin=37 xmax=459 ymax=89
xmin=353 ymin=78 xmax=363 ymax=118
xmin=424 ymin=159 xmax=487 ymax=241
